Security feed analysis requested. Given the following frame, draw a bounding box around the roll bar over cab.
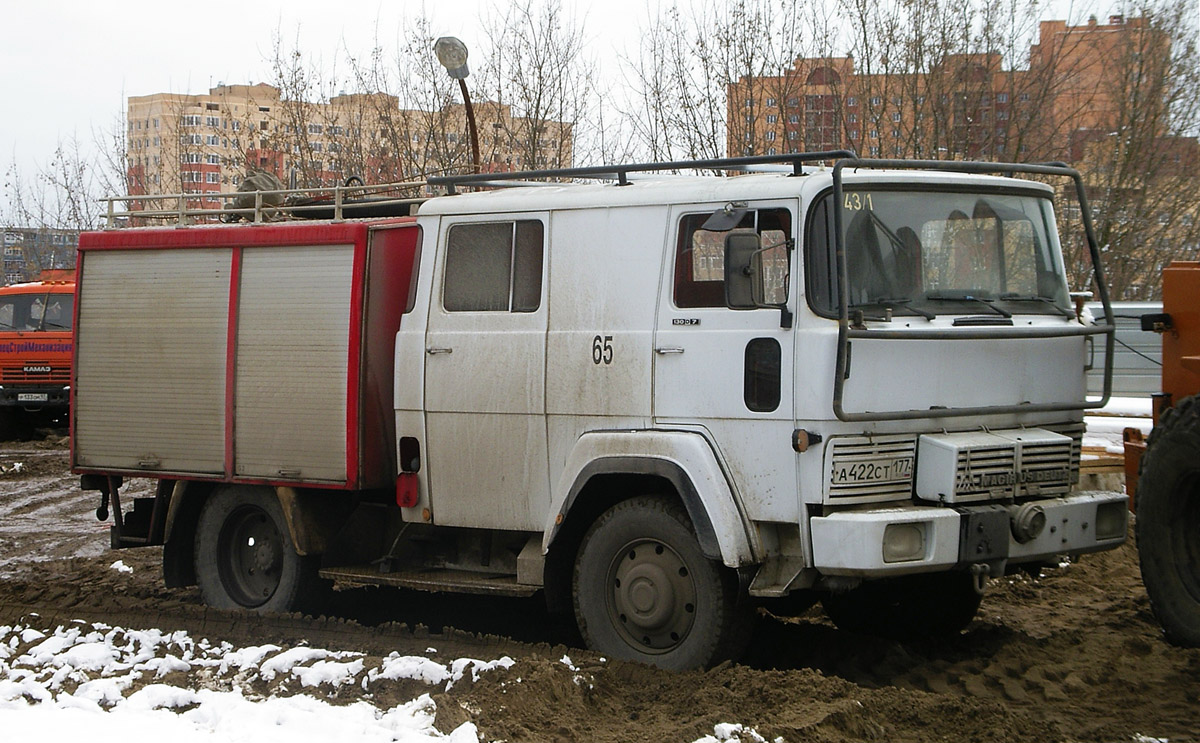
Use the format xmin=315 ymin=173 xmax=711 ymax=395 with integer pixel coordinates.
xmin=73 ymin=153 xmax=1123 ymax=669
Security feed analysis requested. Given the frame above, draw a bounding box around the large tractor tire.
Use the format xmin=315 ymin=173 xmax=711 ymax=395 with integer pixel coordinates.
xmin=194 ymin=486 xmax=327 ymax=614
xmin=573 ymin=496 xmax=751 ymax=670
xmin=1136 ymin=394 xmax=1200 ymax=646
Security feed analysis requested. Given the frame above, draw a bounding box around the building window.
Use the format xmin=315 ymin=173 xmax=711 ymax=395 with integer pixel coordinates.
xmin=766 ymin=97 xmax=776 ymax=106
xmin=869 ymin=96 xmax=882 ymax=106
xmin=1019 ymin=93 xmax=1030 ymax=102
xmin=789 ymin=114 xmax=799 ymax=124
xmin=869 ymin=129 xmax=878 ymax=139
xmin=892 ymin=128 xmax=900 ymax=138
xmin=206 ymin=172 xmax=220 ymax=184
xmin=206 ymin=135 xmax=220 ymax=146
xmin=766 ymin=131 xmax=777 ymax=141
xmin=206 ymin=116 xmax=220 ymax=127
xmin=788 ymin=131 xmax=798 ymax=140
xmin=847 ymin=97 xmax=857 ymax=106
xmin=308 ymin=124 xmax=322 ymax=134
xmin=206 ymin=154 xmax=220 ymax=165
xmin=849 ymin=130 xmax=859 ymax=139
xmin=869 ymin=146 xmax=880 ymax=156
xmin=997 ymin=93 xmax=1009 ymax=103
xmin=891 ymin=112 xmax=901 ymax=122
xmin=848 ymin=113 xmax=858 ymax=123
xmin=182 ymin=115 xmax=201 ymax=126
xmin=766 ymin=114 xmax=778 ymax=124
xmin=767 ymin=147 xmax=777 ymax=155
xmin=443 ymin=220 xmax=544 ymax=312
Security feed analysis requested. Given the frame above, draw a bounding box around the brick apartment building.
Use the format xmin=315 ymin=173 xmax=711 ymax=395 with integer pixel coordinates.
xmin=125 ymin=82 xmax=573 ymax=204
xmin=727 ymin=15 xmax=1176 ymax=164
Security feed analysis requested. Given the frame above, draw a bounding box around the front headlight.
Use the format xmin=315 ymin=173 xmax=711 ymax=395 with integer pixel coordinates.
xmin=883 ymin=522 xmax=927 ymax=563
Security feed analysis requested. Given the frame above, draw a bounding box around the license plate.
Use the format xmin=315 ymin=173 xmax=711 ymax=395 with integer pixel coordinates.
xmin=832 ymin=456 xmax=914 ymax=484
xmin=17 ymin=393 xmax=48 ymax=402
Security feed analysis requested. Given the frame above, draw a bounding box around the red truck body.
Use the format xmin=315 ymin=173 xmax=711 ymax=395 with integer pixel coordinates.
xmin=71 ymin=219 xmax=419 ymax=491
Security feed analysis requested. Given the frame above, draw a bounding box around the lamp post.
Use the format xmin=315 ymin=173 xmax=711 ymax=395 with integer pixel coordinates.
xmin=434 ymin=36 xmax=481 ymax=174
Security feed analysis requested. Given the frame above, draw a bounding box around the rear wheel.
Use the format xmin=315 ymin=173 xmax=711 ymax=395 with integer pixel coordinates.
xmin=195 ymin=486 xmax=325 ymax=613
xmin=1136 ymin=395 xmax=1200 ymax=646
xmin=573 ymin=496 xmax=749 ymax=670
xmin=822 ymin=572 xmax=982 ymax=640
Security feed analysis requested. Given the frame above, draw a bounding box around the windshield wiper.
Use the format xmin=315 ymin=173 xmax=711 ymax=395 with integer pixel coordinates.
xmin=925 ymin=292 xmax=1012 ymax=318
xmin=997 ymin=293 xmax=1075 ymax=319
xmin=852 ymin=297 xmax=936 ymax=320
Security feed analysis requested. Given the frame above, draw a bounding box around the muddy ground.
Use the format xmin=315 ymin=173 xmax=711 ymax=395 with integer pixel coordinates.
xmin=0 ymin=436 xmax=1196 ymax=742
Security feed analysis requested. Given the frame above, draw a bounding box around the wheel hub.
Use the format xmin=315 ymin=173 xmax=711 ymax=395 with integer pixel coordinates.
xmin=218 ymin=505 xmax=284 ymax=607
xmin=608 ymin=539 xmax=697 ymax=652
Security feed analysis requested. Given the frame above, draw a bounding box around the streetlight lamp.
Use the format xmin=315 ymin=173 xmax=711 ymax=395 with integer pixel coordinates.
xmin=434 ymin=36 xmax=481 ymax=174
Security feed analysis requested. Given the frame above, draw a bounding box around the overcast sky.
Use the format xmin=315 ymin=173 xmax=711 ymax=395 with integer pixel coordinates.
xmin=2 ymin=0 xmax=1096 ymax=189
xmin=0 ymin=0 xmax=657 ymax=180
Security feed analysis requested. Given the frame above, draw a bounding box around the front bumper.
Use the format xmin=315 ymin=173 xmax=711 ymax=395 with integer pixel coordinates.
xmin=0 ymin=385 xmax=69 ymax=409
xmin=809 ymin=491 xmax=1127 ymax=577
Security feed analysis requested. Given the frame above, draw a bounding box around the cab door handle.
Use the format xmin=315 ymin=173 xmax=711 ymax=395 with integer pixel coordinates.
xmin=655 ymin=347 xmax=685 ymax=355
xmin=426 ymin=347 xmax=453 ymax=355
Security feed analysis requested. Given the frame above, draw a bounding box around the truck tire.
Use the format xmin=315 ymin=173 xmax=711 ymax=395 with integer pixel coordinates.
xmin=572 ymin=496 xmax=750 ymax=670
xmin=821 ymin=572 xmax=981 ymax=640
xmin=1136 ymin=394 xmax=1200 ymax=646
xmin=194 ymin=486 xmax=326 ymax=614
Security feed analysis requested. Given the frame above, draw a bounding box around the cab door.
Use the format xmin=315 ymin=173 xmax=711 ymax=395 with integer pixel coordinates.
xmin=652 ymin=203 xmax=800 ymax=523
xmin=423 ymin=215 xmax=550 ymax=530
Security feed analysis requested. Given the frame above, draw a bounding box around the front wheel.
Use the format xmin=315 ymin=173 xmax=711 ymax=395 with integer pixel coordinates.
xmin=194 ymin=486 xmax=325 ymax=614
xmin=572 ymin=496 xmax=749 ymax=670
xmin=821 ymin=572 xmax=982 ymax=640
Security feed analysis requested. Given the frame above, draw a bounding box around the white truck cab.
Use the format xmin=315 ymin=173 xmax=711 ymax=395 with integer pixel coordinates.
xmin=74 ymin=153 xmax=1123 ymax=670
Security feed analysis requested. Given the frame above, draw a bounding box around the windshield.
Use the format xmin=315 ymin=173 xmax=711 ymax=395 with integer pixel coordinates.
xmin=806 ymin=189 xmax=1070 ymax=318
xmin=0 ymin=292 xmax=74 ymax=331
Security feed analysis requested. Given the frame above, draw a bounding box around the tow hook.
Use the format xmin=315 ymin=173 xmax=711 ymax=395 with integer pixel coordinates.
xmin=969 ymin=563 xmax=991 ymax=595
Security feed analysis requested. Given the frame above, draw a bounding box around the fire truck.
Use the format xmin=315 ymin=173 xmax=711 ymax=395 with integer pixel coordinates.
xmin=0 ymin=271 xmax=74 ymax=437
xmin=73 ymin=154 xmax=1126 ymax=669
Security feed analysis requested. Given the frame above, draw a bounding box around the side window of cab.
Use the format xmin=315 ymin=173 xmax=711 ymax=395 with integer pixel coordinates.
xmin=673 ymin=208 xmax=792 ymax=308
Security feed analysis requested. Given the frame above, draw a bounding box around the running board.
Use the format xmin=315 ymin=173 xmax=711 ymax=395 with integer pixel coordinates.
xmin=319 ymin=565 xmax=540 ymax=597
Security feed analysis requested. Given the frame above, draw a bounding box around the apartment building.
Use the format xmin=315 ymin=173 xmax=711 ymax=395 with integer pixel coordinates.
xmin=1 ymin=228 xmax=77 ymax=285
xmin=728 ymin=15 xmax=1162 ymax=163
xmin=125 ymin=83 xmax=573 ymax=204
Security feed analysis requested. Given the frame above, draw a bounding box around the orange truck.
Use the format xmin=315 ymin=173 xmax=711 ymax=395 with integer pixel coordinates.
xmin=1126 ymin=260 xmax=1200 ymax=646
xmin=0 ymin=271 xmax=74 ymax=437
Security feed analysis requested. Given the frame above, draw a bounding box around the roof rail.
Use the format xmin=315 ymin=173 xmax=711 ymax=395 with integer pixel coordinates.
xmin=427 ymin=150 xmax=857 ymax=194
xmin=99 ymin=180 xmax=428 ymax=228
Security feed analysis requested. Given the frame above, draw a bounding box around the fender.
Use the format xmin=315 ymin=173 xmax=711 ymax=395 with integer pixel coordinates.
xmin=544 ymin=430 xmax=760 ymax=567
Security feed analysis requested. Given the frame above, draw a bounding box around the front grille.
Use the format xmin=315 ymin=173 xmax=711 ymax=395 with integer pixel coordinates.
xmin=1 ymin=363 xmax=70 ymax=383
xmin=954 ymin=444 xmax=1017 ymax=501
xmin=1041 ymin=421 xmax=1084 ymax=484
xmin=827 ymin=435 xmax=917 ymax=502
xmin=917 ymin=428 xmax=1073 ymax=504
xmin=1013 ymin=437 xmax=1073 ymax=497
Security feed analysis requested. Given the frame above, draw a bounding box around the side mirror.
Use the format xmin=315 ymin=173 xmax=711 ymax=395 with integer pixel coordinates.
xmin=724 ymin=231 xmax=760 ymax=309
